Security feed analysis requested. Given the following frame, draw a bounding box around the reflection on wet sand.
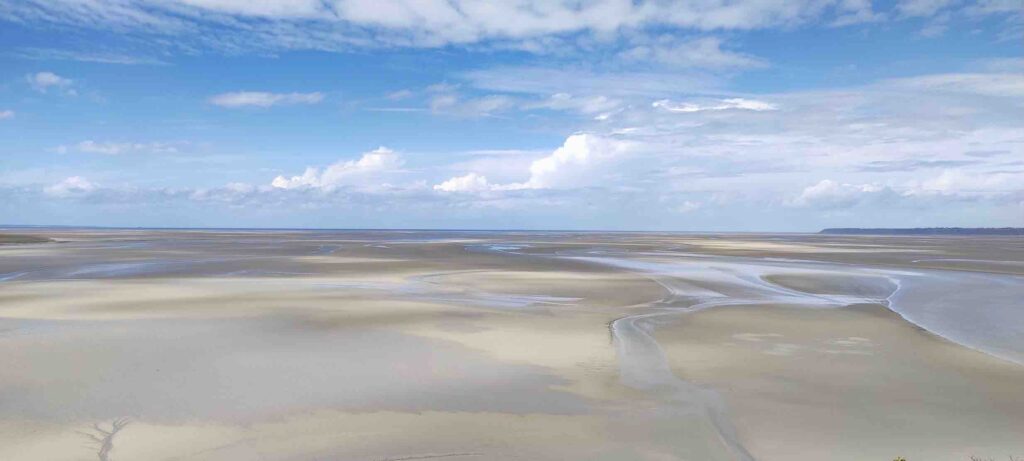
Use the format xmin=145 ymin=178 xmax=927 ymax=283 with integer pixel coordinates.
xmin=0 ymin=229 xmax=1022 ymax=461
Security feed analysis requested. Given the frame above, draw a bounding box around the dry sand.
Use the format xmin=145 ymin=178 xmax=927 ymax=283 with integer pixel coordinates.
xmin=0 ymin=229 xmax=1021 ymax=460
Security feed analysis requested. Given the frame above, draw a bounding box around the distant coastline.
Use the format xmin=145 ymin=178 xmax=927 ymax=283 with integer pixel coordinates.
xmin=820 ymin=227 xmax=1024 ymax=236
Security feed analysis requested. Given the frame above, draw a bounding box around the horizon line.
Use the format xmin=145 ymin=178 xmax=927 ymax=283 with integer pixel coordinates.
xmin=3 ymin=224 xmax=1022 ymax=235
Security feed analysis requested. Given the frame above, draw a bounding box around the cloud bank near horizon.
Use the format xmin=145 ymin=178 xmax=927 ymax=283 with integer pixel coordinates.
xmin=1 ymin=1 xmax=1021 ymax=230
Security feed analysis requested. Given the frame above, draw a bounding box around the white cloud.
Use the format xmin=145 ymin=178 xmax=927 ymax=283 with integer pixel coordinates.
xmin=789 ymin=168 xmax=1024 ymax=210
xmin=0 ymin=0 xmax=893 ymax=55
xmin=386 ymin=89 xmax=414 ymax=100
xmin=188 ymin=182 xmax=261 ymax=202
xmin=461 ymin=67 xmax=715 ymax=97
xmin=3 ymin=0 xmax=1019 ymax=60
xmin=967 ymin=0 xmax=1024 ymax=15
xmin=43 ymin=176 xmax=96 ymax=197
xmin=13 ymin=47 xmax=168 ymax=65
xmin=175 ymin=0 xmax=327 ymax=18
xmin=423 ymin=86 xmax=622 ymax=119
xmin=271 ymin=147 xmax=403 ymax=190
xmin=977 ymin=57 xmax=1024 ymax=73
xmin=891 ymin=0 xmax=1023 ymax=38
xmin=26 ymin=71 xmax=74 ymax=94
xmin=209 ymin=91 xmax=324 ymax=108
xmin=62 ymin=140 xmax=180 ymax=155
xmin=831 ymin=0 xmax=884 ymax=26
xmin=432 ymin=134 xmax=632 ymax=192
xmin=433 ymin=173 xmax=495 ymax=193
xmin=457 ymin=95 xmax=517 ymax=116
xmin=531 ymin=93 xmax=623 ymax=115
xmin=522 ymin=134 xmax=631 ymax=189
xmin=0 ymin=110 xmax=13 ymax=120
xmin=425 ymin=84 xmax=517 ymax=117
xmin=675 ymin=200 xmax=702 ymax=213
xmin=653 ymin=98 xmax=777 ymax=113
xmin=884 ymin=73 xmax=1024 ymax=98
xmin=619 ymin=37 xmax=766 ymax=69
xmin=11 ymin=66 xmax=1024 ymax=228
xmin=789 ymin=180 xmax=890 ymax=208
xmin=501 ymin=70 xmax=1024 ymax=215
xmin=897 ymin=0 xmax=956 ymax=17
xmin=906 ymin=170 xmax=1024 ymax=197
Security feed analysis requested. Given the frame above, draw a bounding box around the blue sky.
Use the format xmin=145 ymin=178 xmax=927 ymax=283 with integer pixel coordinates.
xmin=1 ymin=0 xmax=1021 ymax=230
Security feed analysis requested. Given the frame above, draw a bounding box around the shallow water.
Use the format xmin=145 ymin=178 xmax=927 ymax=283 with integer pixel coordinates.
xmin=556 ymin=249 xmax=1024 ymax=366
xmin=2 ymin=230 xmax=1021 ymax=461
xmin=888 ymin=269 xmax=1024 ymax=365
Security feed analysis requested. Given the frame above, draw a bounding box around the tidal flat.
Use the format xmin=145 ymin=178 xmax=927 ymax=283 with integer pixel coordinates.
xmin=0 ymin=229 xmax=1022 ymax=460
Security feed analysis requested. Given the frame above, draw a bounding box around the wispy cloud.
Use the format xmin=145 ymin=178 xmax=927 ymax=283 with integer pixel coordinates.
xmin=56 ymin=141 xmax=182 ymax=156
xmin=652 ymin=98 xmax=777 ymax=113
xmin=209 ymin=91 xmax=324 ymax=108
xmin=1 ymin=0 xmax=1018 ymax=59
xmin=43 ymin=176 xmax=97 ymax=198
xmin=386 ymin=89 xmax=414 ymax=100
xmin=0 ymin=0 xmax=890 ymax=55
xmin=618 ymin=37 xmax=767 ymax=69
xmin=25 ymin=71 xmax=75 ymax=95
xmin=10 ymin=48 xmax=168 ymax=65
xmin=461 ymin=67 xmax=716 ymax=97
xmin=0 ymin=110 xmax=14 ymax=120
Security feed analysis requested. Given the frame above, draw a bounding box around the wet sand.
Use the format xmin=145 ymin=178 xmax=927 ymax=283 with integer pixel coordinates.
xmin=0 ymin=229 xmax=1021 ymax=460
xmin=655 ymin=304 xmax=1024 ymax=461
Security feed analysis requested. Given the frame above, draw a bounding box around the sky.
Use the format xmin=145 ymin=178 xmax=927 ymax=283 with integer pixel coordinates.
xmin=0 ymin=0 xmax=1022 ymax=231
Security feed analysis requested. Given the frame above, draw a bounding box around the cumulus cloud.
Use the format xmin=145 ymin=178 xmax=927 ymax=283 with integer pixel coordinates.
xmin=790 ymin=170 xmax=1024 ymax=210
xmin=433 ymin=173 xmax=495 ymax=193
xmin=43 ymin=176 xmax=96 ymax=197
xmin=522 ymin=134 xmax=631 ymax=189
xmin=0 ymin=110 xmax=13 ymax=119
xmin=271 ymin=147 xmax=403 ymax=190
xmin=11 ymin=64 xmax=1024 ymax=229
xmin=433 ymin=134 xmax=632 ymax=193
xmin=789 ymin=180 xmax=892 ymax=208
xmin=26 ymin=71 xmax=74 ymax=94
xmin=209 ymin=91 xmax=324 ymax=108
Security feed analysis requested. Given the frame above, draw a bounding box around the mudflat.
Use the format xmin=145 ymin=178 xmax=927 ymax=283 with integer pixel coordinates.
xmin=0 ymin=229 xmax=1021 ymax=460
xmin=0 ymin=233 xmax=52 ymax=245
